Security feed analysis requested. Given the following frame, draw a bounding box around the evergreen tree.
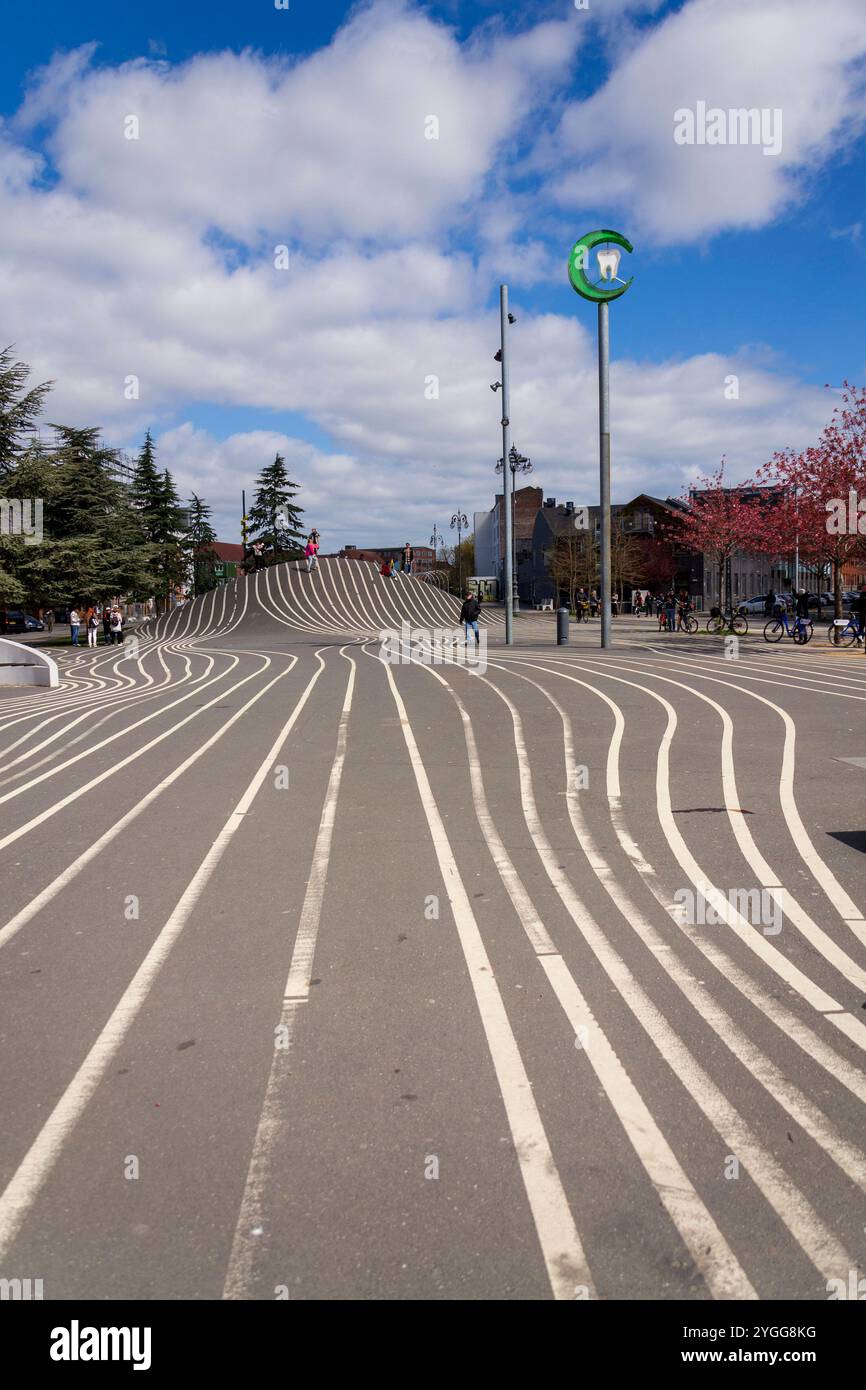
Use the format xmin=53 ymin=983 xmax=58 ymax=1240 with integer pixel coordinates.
xmin=4 ymin=426 xmax=152 ymax=607
xmin=182 ymin=493 xmax=219 ymax=596
xmin=247 ymin=454 xmax=305 ymax=562
xmin=130 ymin=429 xmax=162 ymax=538
xmin=128 ymin=430 xmax=185 ymax=609
xmin=0 ymin=346 xmax=54 ymax=475
xmin=152 ymin=469 xmax=187 ymax=609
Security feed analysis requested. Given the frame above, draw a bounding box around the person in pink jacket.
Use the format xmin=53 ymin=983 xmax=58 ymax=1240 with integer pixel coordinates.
xmin=305 ymin=538 xmax=319 ymax=573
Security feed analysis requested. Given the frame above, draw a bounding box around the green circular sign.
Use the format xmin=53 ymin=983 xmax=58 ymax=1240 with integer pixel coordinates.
xmin=568 ymin=229 xmax=634 ymax=302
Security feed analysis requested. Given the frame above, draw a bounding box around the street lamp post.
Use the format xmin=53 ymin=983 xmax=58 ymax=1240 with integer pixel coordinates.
xmin=491 ymin=286 xmax=517 ymax=644
xmin=430 ymin=523 xmax=444 ymax=562
xmin=568 ymin=231 xmax=634 ymax=649
xmin=497 ymin=444 xmax=532 ymax=615
xmin=451 ymin=511 xmax=469 ymax=592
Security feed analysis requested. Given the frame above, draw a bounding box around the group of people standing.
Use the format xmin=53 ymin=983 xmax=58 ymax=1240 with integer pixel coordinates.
xmin=380 ymin=544 xmax=415 ymax=578
xmin=68 ymin=605 xmax=124 ymax=647
xmin=572 ymin=589 xmax=600 ymax=620
xmin=629 ymin=590 xmax=691 ymax=628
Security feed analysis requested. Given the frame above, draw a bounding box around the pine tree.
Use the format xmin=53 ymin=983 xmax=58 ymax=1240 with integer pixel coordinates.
xmin=4 ymin=426 xmax=153 ymax=607
xmin=0 ymin=346 xmax=54 ymax=475
xmin=183 ymin=493 xmax=219 ymax=596
xmin=247 ymin=454 xmax=305 ymax=562
xmin=130 ymin=430 xmax=163 ymax=541
xmin=128 ymin=430 xmax=186 ymax=609
xmin=152 ymin=470 xmax=186 ymax=609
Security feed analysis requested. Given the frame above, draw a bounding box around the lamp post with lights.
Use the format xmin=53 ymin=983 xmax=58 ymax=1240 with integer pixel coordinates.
xmin=491 ymin=286 xmax=517 ymax=644
xmin=567 ymin=231 xmax=634 ymax=649
xmin=496 ymin=444 xmax=532 ymax=614
xmin=450 ymin=510 xmax=469 ymax=592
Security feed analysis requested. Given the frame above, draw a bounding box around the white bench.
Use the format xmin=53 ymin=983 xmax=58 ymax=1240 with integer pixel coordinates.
xmin=534 ymin=601 xmax=554 ymax=612
xmin=0 ymin=638 xmax=59 ymax=688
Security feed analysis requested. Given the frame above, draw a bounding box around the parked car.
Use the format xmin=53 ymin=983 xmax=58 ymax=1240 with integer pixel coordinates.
xmin=737 ymin=594 xmax=774 ymax=615
xmin=0 ymin=610 xmax=44 ymax=634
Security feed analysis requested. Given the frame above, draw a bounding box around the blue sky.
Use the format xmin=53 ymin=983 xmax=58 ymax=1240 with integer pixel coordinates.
xmin=2 ymin=0 xmax=865 ymax=546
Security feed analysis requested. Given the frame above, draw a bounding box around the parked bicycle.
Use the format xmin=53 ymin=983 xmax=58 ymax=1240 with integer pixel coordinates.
xmin=763 ymin=610 xmax=813 ymax=643
xmin=676 ymin=603 xmax=699 ymax=634
xmin=826 ymin=613 xmax=863 ymax=647
xmin=706 ymin=606 xmax=748 ymax=636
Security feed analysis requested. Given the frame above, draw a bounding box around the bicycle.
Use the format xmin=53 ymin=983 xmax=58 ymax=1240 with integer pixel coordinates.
xmin=676 ymin=606 xmax=699 ymax=634
xmin=706 ymin=607 xmax=748 ymax=636
xmin=826 ymin=613 xmax=863 ymax=647
xmin=763 ymin=610 xmax=813 ymax=644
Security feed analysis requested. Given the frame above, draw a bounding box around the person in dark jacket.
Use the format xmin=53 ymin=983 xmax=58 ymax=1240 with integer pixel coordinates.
xmin=857 ymin=585 xmax=866 ymax=648
xmin=459 ymin=591 xmax=481 ymax=645
xmin=764 ymin=589 xmax=776 ymax=618
xmin=795 ymin=589 xmax=810 ymax=618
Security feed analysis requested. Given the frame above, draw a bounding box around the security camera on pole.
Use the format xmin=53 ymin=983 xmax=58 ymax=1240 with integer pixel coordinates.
xmin=567 ymin=231 xmax=634 ymax=649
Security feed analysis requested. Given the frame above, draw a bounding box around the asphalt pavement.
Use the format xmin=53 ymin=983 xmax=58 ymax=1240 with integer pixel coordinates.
xmin=1 ymin=559 xmax=866 ymax=1301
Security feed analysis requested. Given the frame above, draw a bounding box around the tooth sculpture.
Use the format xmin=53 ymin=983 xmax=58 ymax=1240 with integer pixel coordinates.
xmin=596 ymin=247 xmax=622 ymax=282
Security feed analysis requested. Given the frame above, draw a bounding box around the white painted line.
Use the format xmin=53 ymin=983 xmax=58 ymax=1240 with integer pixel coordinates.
xmin=0 ymin=656 xmax=327 ymax=1264
xmin=223 ymin=650 xmax=356 ymax=1299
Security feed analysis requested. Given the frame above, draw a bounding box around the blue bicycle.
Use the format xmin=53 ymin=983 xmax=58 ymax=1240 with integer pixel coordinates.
xmin=827 ymin=614 xmax=863 ymax=647
xmin=763 ymin=610 xmax=813 ymax=644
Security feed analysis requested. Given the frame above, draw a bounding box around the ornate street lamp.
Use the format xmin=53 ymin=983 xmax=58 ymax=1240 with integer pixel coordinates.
xmin=451 ymin=511 xmax=469 ymax=592
xmin=496 ymin=446 xmax=532 ymax=611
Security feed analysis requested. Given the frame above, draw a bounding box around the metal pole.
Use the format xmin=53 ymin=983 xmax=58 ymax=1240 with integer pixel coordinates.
xmin=511 ymin=463 xmax=519 ymax=614
xmin=598 ymin=300 xmax=611 ymax=649
xmin=500 ymin=285 xmax=513 ymax=644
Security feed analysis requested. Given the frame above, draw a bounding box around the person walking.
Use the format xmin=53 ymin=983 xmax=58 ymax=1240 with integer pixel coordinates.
xmin=460 ymin=589 xmax=481 ymax=646
xmin=402 ymin=542 xmax=414 ymax=576
xmin=69 ymin=607 xmax=81 ymax=646
xmin=87 ymin=607 xmax=99 ymax=648
xmin=764 ymin=588 xmax=776 ymax=619
xmin=43 ymin=608 xmax=54 ymax=632
xmin=304 ymin=537 xmax=319 ymax=573
xmin=110 ymin=607 xmax=124 ymax=645
xmin=102 ymin=604 xmax=112 ymax=644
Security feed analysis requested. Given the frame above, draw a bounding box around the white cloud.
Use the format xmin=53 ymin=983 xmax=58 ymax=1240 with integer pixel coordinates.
xmin=547 ymin=0 xmax=866 ymax=242
xmin=16 ymin=3 xmax=579 ymax=245
xmin=0 ymin=0 xmax=856 ymax=551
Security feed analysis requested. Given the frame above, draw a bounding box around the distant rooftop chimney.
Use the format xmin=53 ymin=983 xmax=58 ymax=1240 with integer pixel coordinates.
xmin=544 ymin=497 xmax=556 ymax=508
xmin=565 ymin=501 xmax=574 ymax=512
